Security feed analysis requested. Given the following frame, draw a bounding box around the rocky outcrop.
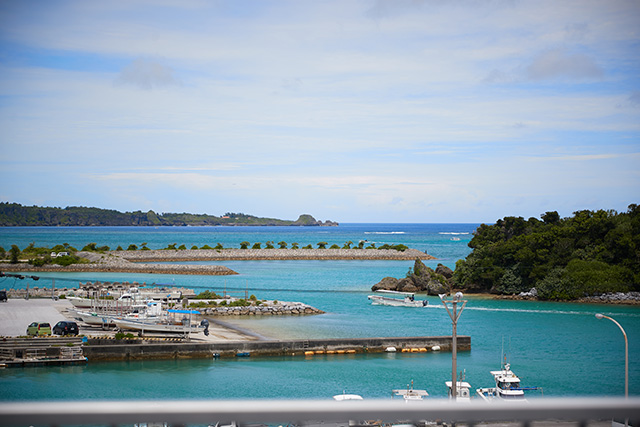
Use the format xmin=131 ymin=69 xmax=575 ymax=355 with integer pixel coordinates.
xmin=372 ymin=259 xmax=453 ymax=295
xmin=292 ymin=214 xmax=338 ymax=226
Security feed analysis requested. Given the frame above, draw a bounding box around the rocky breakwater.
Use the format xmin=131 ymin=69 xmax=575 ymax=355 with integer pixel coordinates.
xmin=372 ymin=258 xmax=454 ymax=295
xmin=199 ymin=301 xmax=324 ymax=316
xmin=0 ymin=252 xmax=238 ymax=276
xmin=117 ymin=248 xmax=435 ymax=262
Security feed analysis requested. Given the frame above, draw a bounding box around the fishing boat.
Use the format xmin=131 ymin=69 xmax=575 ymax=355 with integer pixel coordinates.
xmin=368 ymin=290 xmax=427 ymax=307
xmin=333 ymin=391 xmax=364 ymax=401
xmin=476 ymin=361 xmax=541 ymax=402
xmin=71 ymin=309 xmax=115 ymax=326
xmin=446 ymin=370 xmax=472 ymax=402
xmin=113 ymin=309 xmax=203 ymax=335
xmin=392 ymin=380 xmax=429 ymax=401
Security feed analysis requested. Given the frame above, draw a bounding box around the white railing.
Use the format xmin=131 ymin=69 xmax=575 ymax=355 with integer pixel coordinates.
xmin=0 ymin=397 xmax=638 ymax=426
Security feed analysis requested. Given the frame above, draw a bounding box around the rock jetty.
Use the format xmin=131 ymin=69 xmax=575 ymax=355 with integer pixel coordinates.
xmin=372 ymin=259 xmax=453 ymax=295
xmin=0 ymin=248 xmax=435 ymax=277
xmin=199 ymin=301 xmax=324 ymax=316
xmin=116 ymin=248 xmax=435 ymax=262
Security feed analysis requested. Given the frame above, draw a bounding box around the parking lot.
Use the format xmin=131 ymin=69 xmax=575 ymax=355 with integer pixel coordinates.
xmin=0 ymin=298 xmax=71 ymax=337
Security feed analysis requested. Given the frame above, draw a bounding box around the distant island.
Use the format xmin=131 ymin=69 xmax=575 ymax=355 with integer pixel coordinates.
xmin=0 ymin=203 xmax=338 ymax=227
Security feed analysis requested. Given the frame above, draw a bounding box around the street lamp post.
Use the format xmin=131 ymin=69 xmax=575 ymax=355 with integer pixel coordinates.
xmin=441 ymin=292 xmax=467 ymax=401
xmin=595 ymin=313 xmax=628 ymax=399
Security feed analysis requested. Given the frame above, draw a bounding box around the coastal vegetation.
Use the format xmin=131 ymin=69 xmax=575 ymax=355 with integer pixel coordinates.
xmin=0 ymin=240 xmax=418 ymax=267
xmin=453 ymin=204 xmax=640 ymax=300
xmin=0 ymin=203 xmax=337 ymax=227
xmin=189 ymin=291 xmax=263 ymax=308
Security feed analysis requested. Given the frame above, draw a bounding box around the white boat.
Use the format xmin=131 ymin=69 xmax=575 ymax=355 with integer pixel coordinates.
xmin=445 ymin=380 xmax=472 ymax=402
xmin=446 ymin=370 xmax=472 ymax=402
xmin=392 ymin=380 xmax=428 ymax=401
xmin=476 ymin=361 xmax=540 ymax=402
xmin=67 ymin=296 xmax=96 ymax=309
xmin=114 ymin=309 xmax=203 ymax=335
xmin=368 ymin=290 xmax=427 ymax=307
xmin=71 ymin=309 xmax=115 ymax=326
xmin=333 ymin=391 xmax=364 ymax=401
xmin=72 ymin=300 xmax=164 ymax=327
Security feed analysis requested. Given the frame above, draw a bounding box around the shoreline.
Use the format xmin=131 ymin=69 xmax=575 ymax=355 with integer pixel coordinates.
xmin=0 ymin=248 xmax=434 ymax=276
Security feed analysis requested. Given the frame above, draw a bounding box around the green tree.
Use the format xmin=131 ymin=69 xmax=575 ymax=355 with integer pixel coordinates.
xmin=240 ymin=241 xmax=250 ymax=249
xmin=343 ymin=241 xmax=353 ymax=249
xmin=9 ymin=245 xmax=20 ymax=263
xmin=317 ymin=242 xmax=328 ymax=249
xmin=82 ymin=243 xmax=98 ymax=251
xmin=291 ymin=242 xmax=299 ymax=249
xmin=252 ymin=242 xmax=261 ymax=249
xmin=265 ymin=241 xmax=275 ymax=249
xmin=278 ymin=241 xmax=287 ymax=249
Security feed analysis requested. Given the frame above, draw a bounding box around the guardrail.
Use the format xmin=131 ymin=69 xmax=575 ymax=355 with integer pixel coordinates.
xmin=0 ymin=397 xmax=638 ymax=427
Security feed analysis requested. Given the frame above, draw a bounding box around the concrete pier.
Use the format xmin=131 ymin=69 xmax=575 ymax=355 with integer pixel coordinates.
xmin=82 ymin=335 xmax=470 ymax=361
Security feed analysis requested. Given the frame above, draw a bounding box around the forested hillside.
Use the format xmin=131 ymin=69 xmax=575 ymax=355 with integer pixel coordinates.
xmin=454 ymin=204 xmax=639 ymax=300
xmin=0 ymin=203 xmax=336 ymax=227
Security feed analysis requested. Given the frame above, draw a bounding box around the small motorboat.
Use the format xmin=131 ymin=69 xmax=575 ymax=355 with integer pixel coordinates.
xmin=368 ymin=290 xmax=427 ymax=307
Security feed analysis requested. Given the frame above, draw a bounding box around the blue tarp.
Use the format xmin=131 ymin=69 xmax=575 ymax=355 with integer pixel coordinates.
xmin=168 ymin=309 xmax=200 ymax=314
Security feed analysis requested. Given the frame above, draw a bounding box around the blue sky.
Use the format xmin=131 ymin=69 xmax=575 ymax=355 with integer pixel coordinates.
xmin=0 ymin=0 xmax=638 ymax=223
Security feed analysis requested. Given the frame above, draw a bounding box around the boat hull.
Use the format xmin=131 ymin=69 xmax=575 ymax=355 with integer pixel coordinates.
xmin=114 ymin=318 xmax=202 ymax=334
xmin=368 ymin=295 xmax=427 ymax=307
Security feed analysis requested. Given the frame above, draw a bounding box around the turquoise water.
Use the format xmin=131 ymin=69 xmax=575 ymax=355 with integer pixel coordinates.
xmin=0 ymin=224 xmax=638 ymax=401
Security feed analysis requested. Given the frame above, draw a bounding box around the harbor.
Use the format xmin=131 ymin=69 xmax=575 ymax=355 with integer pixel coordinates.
xmin=0 ymin=224 xmax=638 ymax=402
xmin=0 ymin=297 xmax=469 ymax=364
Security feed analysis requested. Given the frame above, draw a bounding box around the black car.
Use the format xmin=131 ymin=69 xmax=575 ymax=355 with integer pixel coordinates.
xmin=52 ymin=321 xmax=79 ymax=336
xmin=0 ymin=290 xmax=7 ymax=302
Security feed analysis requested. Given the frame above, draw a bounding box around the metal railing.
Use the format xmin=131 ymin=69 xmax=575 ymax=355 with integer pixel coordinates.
xmin=0 ymin=397 xmax=638 ymax=427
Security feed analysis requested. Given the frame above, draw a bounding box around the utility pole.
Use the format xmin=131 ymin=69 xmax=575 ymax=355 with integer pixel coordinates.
xmin=441 ymin=292 xmax=467 ymax=401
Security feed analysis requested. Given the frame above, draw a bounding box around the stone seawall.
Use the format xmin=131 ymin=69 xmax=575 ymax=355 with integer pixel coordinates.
xmin=0 ymin=248 xmax=433 ymax=277
xmin=200 ymin=303 xmax=324 ymax=316
xmin=0 ymin=262 xmax=238 ymax=276
xmin=116 ymin=248 xmax=435 ymax=262
xmin=82 ymin=335 xmax=470 ymax=361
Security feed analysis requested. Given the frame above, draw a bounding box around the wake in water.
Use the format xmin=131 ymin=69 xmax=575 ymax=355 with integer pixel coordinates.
xmin=364 ymin=231 xmax=406 ymax=234
xmin=424 ymin=303 xmax=640 ymax=318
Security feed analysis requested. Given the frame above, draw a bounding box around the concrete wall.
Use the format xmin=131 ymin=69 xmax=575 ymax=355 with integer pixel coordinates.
xmin=83 ymin=336 xmax=471 ymax=361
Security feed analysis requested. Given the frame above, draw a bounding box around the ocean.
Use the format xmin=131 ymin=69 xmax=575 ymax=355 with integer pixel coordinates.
xmin=0 ymin=224 xmax=638 ymax=401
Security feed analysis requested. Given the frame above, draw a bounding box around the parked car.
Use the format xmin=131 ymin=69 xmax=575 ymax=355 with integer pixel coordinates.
xmin=0 ymin=290 xmax=7 ymax=302
xmin=52 ymin=321 xmax=79 ymax=336
xmin=26 ymin=322 xmax=51 ymax=336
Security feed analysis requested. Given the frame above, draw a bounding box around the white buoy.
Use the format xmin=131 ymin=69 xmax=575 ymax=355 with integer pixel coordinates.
xmin=431 ymin=345 xmax=441 ymax=351
xmin=385 ymin=346 xmax=397 ymax=352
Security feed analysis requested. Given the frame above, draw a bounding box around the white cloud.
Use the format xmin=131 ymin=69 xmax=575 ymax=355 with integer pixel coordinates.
xmin=0 ymin=0 xmax=638 ymax=222
xmin=526 ymin=48 xmax=604 ymax=81
xmin=115 ymin=58 xmax=180 ymax=90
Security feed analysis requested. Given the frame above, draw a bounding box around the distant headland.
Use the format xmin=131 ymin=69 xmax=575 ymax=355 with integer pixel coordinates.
xmin=0 ymin=203 xmax=337 ymax=227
